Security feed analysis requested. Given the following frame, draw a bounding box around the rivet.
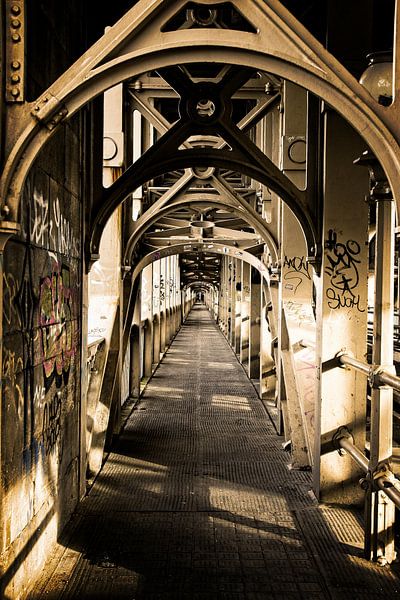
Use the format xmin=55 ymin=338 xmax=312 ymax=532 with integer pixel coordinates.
xmin=10 ymin=5 xmax=21 ymax=15
xmin=11 ymin=60 xmax=20 ymax=70
xmin=33 ymin=106 xmax=40 ymax=111
xmin=11 ymin=87 xmax=20 ymax=97
xmin=11 ymin=19 xmax=21 ymax=28
xmin=11 ymin=33 xmax=20 ymax=42
xmin=11 ymin=74 xmax=20 ymax=83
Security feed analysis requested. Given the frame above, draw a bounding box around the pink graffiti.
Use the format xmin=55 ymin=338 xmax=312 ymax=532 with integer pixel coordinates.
xmin=39 ymin=262 xmax=78 ymax=389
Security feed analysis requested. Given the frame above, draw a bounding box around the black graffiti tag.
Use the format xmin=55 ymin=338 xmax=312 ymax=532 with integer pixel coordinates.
xmin=283 ymin=255 xmax=311 ymax=293
xmin=42 ymin=392 xmax=62 ymax=454
xmin=324 ymin=230 xmax=365 ymax=312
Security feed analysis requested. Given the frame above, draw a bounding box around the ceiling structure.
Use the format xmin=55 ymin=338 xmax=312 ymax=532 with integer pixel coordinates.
xmin=122 ymin=61 xmax=283 ymax=292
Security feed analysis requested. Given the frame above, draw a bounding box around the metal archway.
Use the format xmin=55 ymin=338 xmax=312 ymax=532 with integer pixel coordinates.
xmin=121 ymin=241 xmax=274 ymax=366
xmin=130 ymin=242 xmax=272 ymax=287
xmin=123 ymin=193 xmax=279 ymax=265
xmin=1 ymin=0 xmax=400 ymax=253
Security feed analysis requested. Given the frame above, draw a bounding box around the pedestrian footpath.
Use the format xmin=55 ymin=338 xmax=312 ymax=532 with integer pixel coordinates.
xmin=30 ymin=305 xmax=400 ymax=599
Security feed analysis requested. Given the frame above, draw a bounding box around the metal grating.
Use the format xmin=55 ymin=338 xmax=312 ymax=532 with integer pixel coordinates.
xmin=29 ymin=305 xmax=400 ymax=599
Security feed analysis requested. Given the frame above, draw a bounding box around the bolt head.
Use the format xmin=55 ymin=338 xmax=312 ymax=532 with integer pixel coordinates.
xmin=10 ymin=87 xmax=20 ymax=97
xmin=11 ymin=4 xmax=21 ymax=15
xmin=11 ymin=33 xmax=21 ymax=42
xmin=11 ymin=60 xmax=20 ymax=70
xmin=11 ymin=18 xmax=21 ymax=28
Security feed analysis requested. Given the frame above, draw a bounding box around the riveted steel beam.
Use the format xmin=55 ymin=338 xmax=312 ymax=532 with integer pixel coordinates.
xmin=4 ymin=0 xmax=25 ymax=103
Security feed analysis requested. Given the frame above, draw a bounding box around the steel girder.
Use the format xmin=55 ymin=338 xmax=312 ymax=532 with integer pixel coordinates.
xmin=1 ymin=0 xmax=400 ymax=257
xmin=123 ymin=189 xmax=279 ymax=265
xmin=95 ymin=63 xmax=308 ymax=260
xmin=130 ymin=242 xmax=273 ymax=289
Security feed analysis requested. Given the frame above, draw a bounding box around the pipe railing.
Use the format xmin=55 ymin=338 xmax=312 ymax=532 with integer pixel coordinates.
xmin=337 ymin=434 xmax=400 ymax=510
xmin=335 ymin=352 xmax=400 ymax=510
xmin=337 ymin=352 xmax=400 ymax=392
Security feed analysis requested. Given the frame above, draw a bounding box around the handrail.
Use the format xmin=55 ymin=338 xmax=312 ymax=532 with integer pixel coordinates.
xmin=337 ymin=353 xmax=400 ymax=392
xmin=336 ymin=434 xmax=400 ymax=509
xmin=338 ymin=435 xmax=369 ymax=471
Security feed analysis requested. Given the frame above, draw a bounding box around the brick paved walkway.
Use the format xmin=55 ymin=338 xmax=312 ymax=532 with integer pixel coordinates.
xmin=31 ymin=305 xmax=400 ymax=599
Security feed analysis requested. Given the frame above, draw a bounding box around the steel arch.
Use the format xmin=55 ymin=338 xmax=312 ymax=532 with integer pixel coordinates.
xmin=123 ymin=193 xmax=279 ymax=265
xmin=1 ymin=0 xmax=399 ymax=250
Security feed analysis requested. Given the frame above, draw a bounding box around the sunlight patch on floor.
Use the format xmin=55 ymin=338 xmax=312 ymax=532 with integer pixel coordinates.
xmin=211 ymin=394 xmax=252 ymax=411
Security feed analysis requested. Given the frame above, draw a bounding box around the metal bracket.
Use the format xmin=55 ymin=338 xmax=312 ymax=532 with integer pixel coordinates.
xmin=372 ymin=462 xmax=400 ymax=493
xmin=368 ymin=364 xmax=397 ymax=389
xmin=368 ymin=365 xmax=384 ymax=389
xmin=31 ymin=93 xmax=69 ymax=130
xmin=332 ymin=425 xmax=353 ymax=456
xmin=335 ymin=349 xmax=353 ymax=369
xmin=354 ymin=150 xmax=393 ymax=201
xmin=5 ymin=0 xmax=25 ymax=102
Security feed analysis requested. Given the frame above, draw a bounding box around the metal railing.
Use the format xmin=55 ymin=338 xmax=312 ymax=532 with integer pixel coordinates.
xmin=335 ymin=351 xmax=400 ymax=509
xmin=336 ymin=434 xmax=400 ymax=509
xmin=337 ymin=352 xmax=400 ymax=392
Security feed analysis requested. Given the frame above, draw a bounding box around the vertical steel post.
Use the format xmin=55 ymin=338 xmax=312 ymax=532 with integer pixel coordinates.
xmin=234 ymin=258 xmax=242 ymax=354
xmin=366 ymin=194 xmax=396 ymax=563
xmin=142 ymin=264 xmax=153 ymax=378
xmin=249 ymin=267 xmax=261 ymax=382
xmin=314 ymin=112 xmax=369 ymax=504
xmin=230 ymin=257 xmax=236 ymax=349
xmin=354 ymin=151 xmax=397 ymax=563
xmin=160 ymin=258 xmax=166 ymax=354
xmin=152 ymin=259 xmax=161 ymax=365
xmin=0 ymin=231 xmax=15 ymax=559
xmin=240 ymin=261 xmax=251 ymax=372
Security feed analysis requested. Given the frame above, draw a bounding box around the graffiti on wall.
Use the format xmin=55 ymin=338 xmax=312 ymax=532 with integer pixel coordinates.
xmin=285 ymin=300 xmax=315 ymax=326
xmin=2 ymin=174 xmax=81 ymax=478
xmin=42 ymin=391 xmax=62 ymax=455
xmin=39 ymin=255 xmax=79 ymax=391
xmin=159 ymin=274 xmax=165 ymax=303
xmin=3 ymin=349 xmax=24 ymax=421
xmin=283 ymin=255 xmax=311 ymax=293
xmin=324 ymin=229 xmax=365 ymax=312
xmin=30 ymin=185 xmax=80 ymax=256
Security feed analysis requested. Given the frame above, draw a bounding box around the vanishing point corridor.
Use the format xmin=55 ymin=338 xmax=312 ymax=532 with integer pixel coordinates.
xmin=29 ymin=306 xmax=400 ymax=599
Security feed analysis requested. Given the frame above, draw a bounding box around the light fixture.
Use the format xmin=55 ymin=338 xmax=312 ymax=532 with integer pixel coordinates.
xmin=359 ymin=51 xmax=393 ymax=105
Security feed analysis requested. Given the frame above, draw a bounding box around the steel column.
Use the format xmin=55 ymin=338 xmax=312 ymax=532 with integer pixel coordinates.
xmin=314 ymin=111 xmax=369 ymax=504
xmin=141 ymin=264 xmax=154 ymax=378
xmin=249 ymin=268 xmax=261 ymax=382
xmin=365 ymin=195 xmax=396 ymax=563
xmin=229 ymin=257 xmax=236 ymax=349
xmin=160 ymin=258 xmax=167 ymax=354
xmin=152 ymin=260 xmax=161 ymax=364
xmin=234 ymin=258 xmax=242 ymax=354
xmin=240 ymin=261 xmax=251 ymax=372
